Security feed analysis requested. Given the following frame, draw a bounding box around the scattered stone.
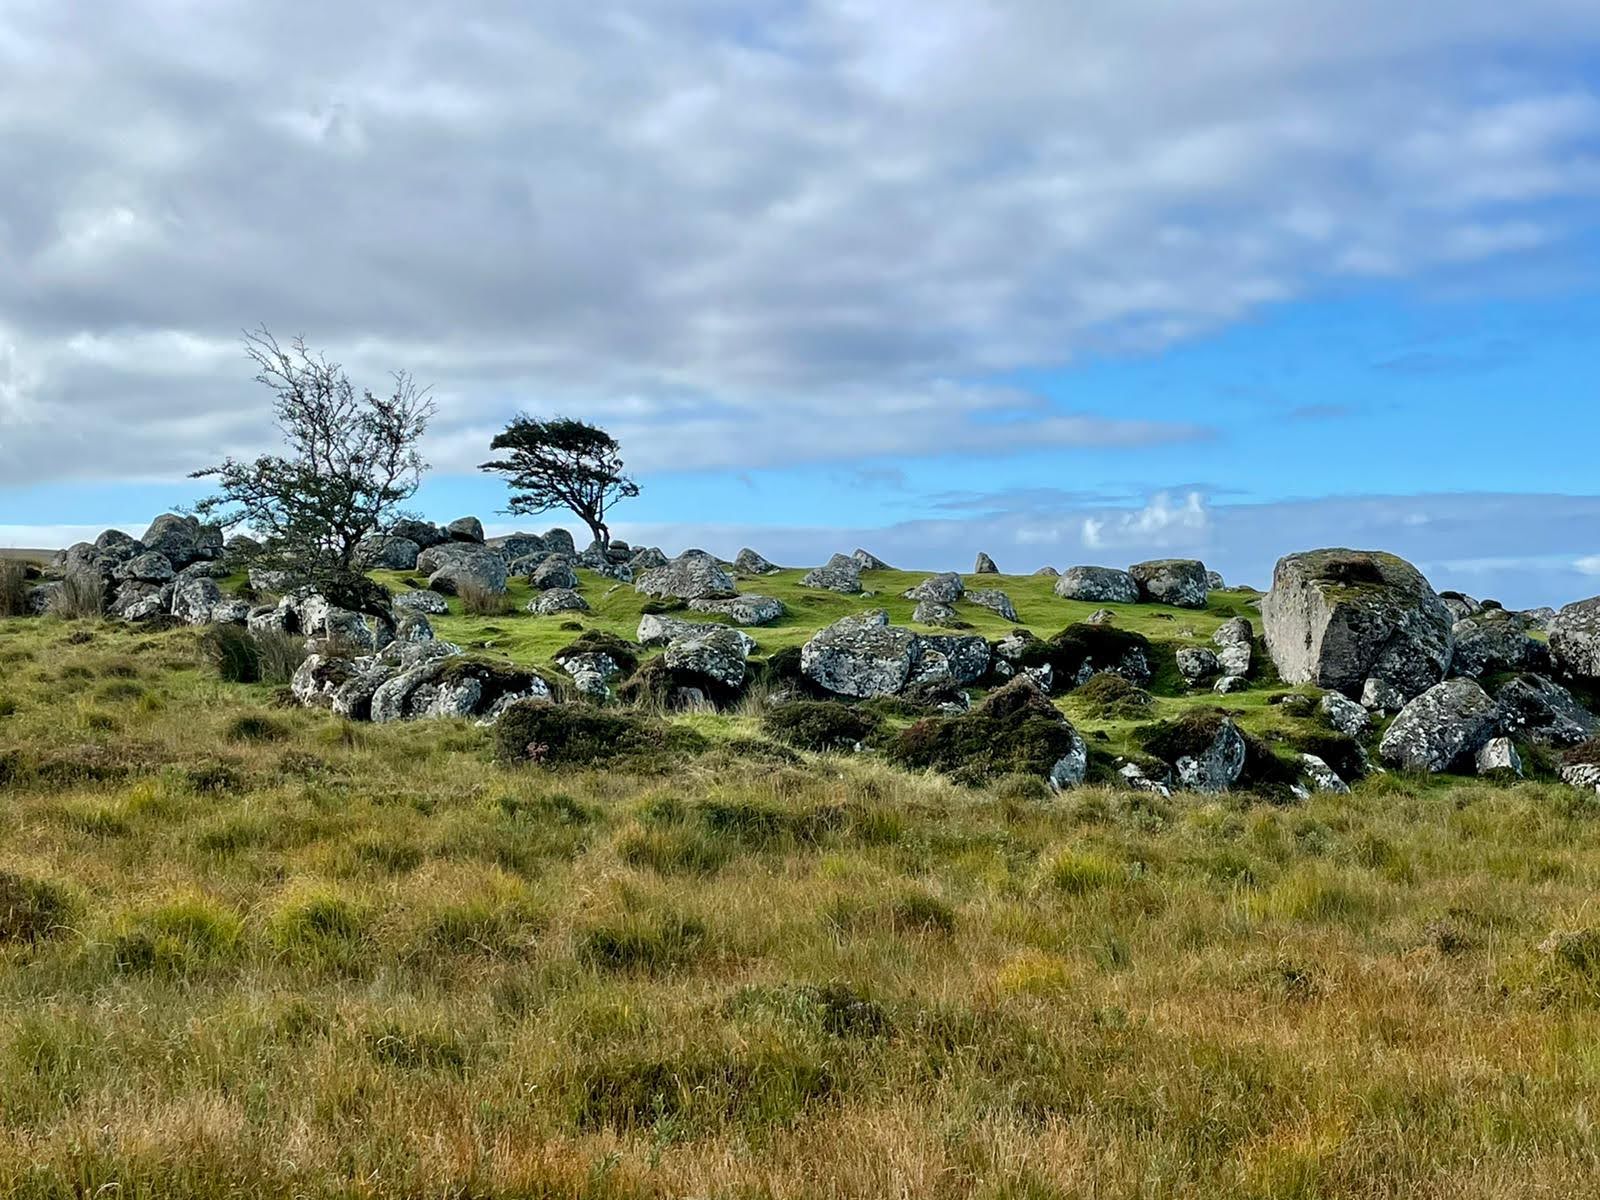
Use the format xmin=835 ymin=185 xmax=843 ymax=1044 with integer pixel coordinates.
xmin=1172 ymin=719 xmax=1246 ymax=793
xmin=1128 ymin=559 xmax=1209 ymax=609
xmin=688 ymin=595 xmax=786 ymax=626
xmin=852 ymin=549 xmax=891 ymax=571
xmin=446 ymin=516 xmax=485 ymax=543
xmin=1177 ymin=647 xmax=1220 ymax=682
xmin=966 ymin=589 xmax=1019 ymax=622
xmin=1493 ymin=674 xmax=1598 ymax=747
xmin=530 ymin=588 xmax=589 ymax=615
xmin=1262 ymin=549 xmax=1453 ymax=699
xmin=734 ymin=547 xmax=781 ymax=575
xmin=1212 ymin=616 xmax=1254 ymax=676
xmin=1319 ymin=692 xmax=1373 ymax=740
xmin=800 ymin=554 xmax=864 ymax=594
xmin=1379 ymin=679 xmax=1499 ymax=773
xmin=394 ymin=589 xmax=450 ymax=616
xmin=1551 ymin=597 xmax=1600 ymax=683
xmin=531 ymin=556 xmax=580 ymax=592
xmin=663 ymin=626 xmax=750 ymax=690
xmin=1055 ymin=566 xmax=1139 ymax=604
xmin=1299 ymin=753 xmax=1350 ymax=795
xmin=1213 ymin=675 xmax=1249 ymax=694
xmin=904 ymin=572 xmax=964 ymax=603
xmin=635 ymin=551 xmax=738 ymax=601
xmin=974 ymin=552 xmax=999 ymax=575
xmin=801 ymin=612 xmax=916 ymax=698
xmin=1033 ymin=566 xmax=1060 ymax=577
xmin=1085 ymin=608 xmax=1115 ymax=625
xmin=913 ymin=600 xmax=962 ymax=627
xmin=555 ymin=651 xmax=624 ymax=700
xmin=1475 ymin=737 xmax=1523 ymax=777
xmin=356 ymin=534 xmax=422 ymax=571
xmin=1206 ymin=570 xmax=1226 ymax=591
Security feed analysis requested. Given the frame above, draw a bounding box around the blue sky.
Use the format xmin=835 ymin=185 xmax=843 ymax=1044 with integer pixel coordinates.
xmin=2 ymin=2 xmax=1599 ymax=607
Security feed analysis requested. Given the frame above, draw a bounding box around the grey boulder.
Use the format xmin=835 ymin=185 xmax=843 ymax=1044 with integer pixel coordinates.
xmin=531 ymin=557 xmax=580 ymax=592
xmin=974 ymin=552 xmax=999 ymax=575
xmin=1378 ymin=679 xmax=1499 ymax=773
xmin=966 ymin=589 xmax=1019 ymax=622
xmin=1319 ymin=691 xmax=1373 ymax=740
xmin=1176 ymin=647 xmax=1220 ymax=682
xmin=356 ymin=534 xmax=422 ymax=571
xmin=664 ymin=626 xmax=750 ymax=690
xmin=423 ymin=546 xmax=509 ymax=596
xmin=1262 ymin=549 xmax=1453 ymax=699
xmin=1475 ymin=737 xmax=1523 ymax=777
xmin=446 ymin=516 xmax=485 ymax=543
xmin=1055 ymin=566 xmax=1139 ymax=604
xmin=1450 ymin=609 xmax=1542 ymax=679
xmin=734 ymin=547 xmax=780 ymax=575
xmin=115 ymin=552 xmax=175 ymax=584
xmin=1551 ymin=597 xmax=1600 ymax=683
xmin=389 ymin=519 xmax=449 ymax=549
xmin=688 ymin=595 xmax=786 ymax=626
xmin=904 ymin=572 xmax=964 ymax=603
xmin=801 ymin=611 xmax=916 ymax=698
xmin=913 ymin=600 xmax=963 ymax=628
xmin=635 ymin=552 xmax=738 ymax=601
xmin=852 ymin=549 xmax=892 ymax=571
xmin=1212 ymin=617 xmax=1254 ymax=677
xmin=800 ymin=554 xmax=864 ymax=594
xmin=170 ymin=576 xmax=223 ymax=625
xmin=530 ymin=588 xmax=589 ymax=615
xmin=394 ymin=589 xmax=450 ymax=616
xmin=1128 ymin=559 xmax=1209 ymax=608
xmin=1493 ymin=674 xmax=1597 ymax=747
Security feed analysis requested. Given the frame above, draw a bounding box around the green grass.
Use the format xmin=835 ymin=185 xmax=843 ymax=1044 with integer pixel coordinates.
xmin=3 ymin=602 xmax=1600 ymax=1196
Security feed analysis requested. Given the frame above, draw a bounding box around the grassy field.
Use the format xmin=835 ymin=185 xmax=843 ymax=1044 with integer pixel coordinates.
xmin=4 ymin=576 xmax=1600 ymax=1198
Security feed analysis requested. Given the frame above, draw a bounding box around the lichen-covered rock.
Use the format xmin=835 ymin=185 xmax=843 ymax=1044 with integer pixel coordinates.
xmin=1212 ymin=616 xmax=1254 ymax=677
xmin=356 ymin=534 xmax=421 ymax=571
xmin=113 ymin=552 xmax=174 ymax=584
xmin=489 ymin=533 xmax=548 ymax=561
xmin=420 ymin=544 xmax=509 ymax=595
xmin=555 ymin=651 xmax=623 ymax=700
xmin=394 ymin=589 xmax=450 ymax=616
xmin=1362 ymin=677 xmax=1406 ymax=713
xmin=1177 ymin=647 xmax=1219 ymax=682
xmin=664 ymin=626 xmax=750 ymax=690
xmin=110 ymin=582 xmax=173 ymax=622
xmin=140 ymin=514 xmax=223 ymax=569
xmin=1379 ymin=679 xmax=1498 ymax=773
xmin=1141 ymin=714 xmax=1246 ymax=793
xmin=1085 ymin=608 xmax=1115 ymax=625
xmin=974 ymin=552 xmax=999 ymax=575
xmin=1128 ymin=559 xmax=1209 ymax=608
xmin=1551 ymin=597 xmax=1600 ymax=683
xmin=966 ymin=589 xmax=1019 ymax=622
xmin=904 ymin=572 xmax=964 ymax=603
xmin=1450 ymin=609 xmax=1542 ymax=679
xmin=209 ymin=599 xmax=251 ymax=626
xmin=1033 ymin=566 xmax=1060 ymax=577
xmin=688 ymin=594 xmax=785 ymax=626
xmin=1440 ymin=591 xmax=1482 ymax=621
xmin=635 ymin=552 xmax=738 ymax=601
xmin=1493 ymin=674 xmax=1598 ymax=747
xmin=1475 ymin=737 xmax=1522 ymax=776
xmin=628 ymin=547 xmax=669 ymax=572
xmin=734 ymin=547 xmax=781 ymax=575
xmin=531 ymin=556 xmax=579 ymax=592
xmin=914 ymin=635 xmax=991 ymax=686
xmin=639 ymin=613 xmax=705 ymax=647
xmin=1213 ymin=675 xmax=1249 ymax=694
xmin=913 ymin=600 xmax=962 ymax=627
xmin=800 ymin=554 xmax=863 ymax=594
xmin=1319 ymin=692 xmax=1373 ymax=740
xmin=1262 ymin=549 xmax=1453 ymax=699
xmin=1520 ymin=606 xmax=1557 ymax=633
xmin=530 ymin=588 xmax=589 ymax=615
xmin=390 ymin=519 xmax=449 ymax=549
xmin=1055 ymin=566 xmax=1139 ymax=604
xmin=1206 ymin=570 xmax=1226 ymax=591
xmin=1299 ymin=753 xmax=1350 ymax=795
xmin=446 ymin=516 xmax=485 ymax=543
xmin=801 ymin=611 xmax=915 ymax=698
xmin=170 ymin=576 xmax=223 ymax=625
xmin=852 ymin=549 xmax=891 ymax=571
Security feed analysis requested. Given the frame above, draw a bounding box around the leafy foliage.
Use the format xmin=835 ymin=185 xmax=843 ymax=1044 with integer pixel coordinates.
xmin=480 ymin=415 xmax=639 ymax=548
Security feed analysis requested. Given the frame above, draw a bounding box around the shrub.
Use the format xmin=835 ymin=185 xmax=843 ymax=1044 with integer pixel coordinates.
xmin=204 ymin=624 xmax=263 ymax=684
xmin=0 ymin=560 xmax=28 ymax=618
xmin=0 ymin=872 xmax=78 ymax=944
xmin=112 ymin=895 xmax=243 ymax=975
xmin=49 ymin=570 xmax=105 ymax=620
xmin=1071 ymin=672 xmax=1155 ymax=719
xmin=458 ymin=582 xmax=511 ymax=616
xmin=889 ymin=678 xmax=1081 ymax=787
xmin=254 ymin=630 xmax=309 ymax=686
xmin=494 ymin=700 xmax=705 ymax=767
xmin=761 ymin=701 xmax=882 ymax=752
xmin=1013 ymin=624 xmax=1152 ymax=686
xmin=225 ymin=714 xmax=290 ymax=743
xmin=268 ymin=888 xmax=370 ymax=967
xmin=1045 ymin=849 xmax=1124 ymax=895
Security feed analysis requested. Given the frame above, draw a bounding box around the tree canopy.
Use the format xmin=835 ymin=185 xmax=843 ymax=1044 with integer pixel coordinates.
xmin=479 ymin=416 xmax=639 ymax=549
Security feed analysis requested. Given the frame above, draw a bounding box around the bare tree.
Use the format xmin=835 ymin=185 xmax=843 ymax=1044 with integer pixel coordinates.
xmin=192 ymin=327 xmax=435 ymax=610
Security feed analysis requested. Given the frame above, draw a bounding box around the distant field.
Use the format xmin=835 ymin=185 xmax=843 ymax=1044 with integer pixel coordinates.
xmin=3 ymin=576 xmax=1600 ymax=1197
xmin=0 ymin=548 xmax=52 ymax=563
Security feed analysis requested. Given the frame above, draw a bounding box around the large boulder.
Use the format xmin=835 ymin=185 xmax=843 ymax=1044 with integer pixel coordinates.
xmin=114 ymin=551 xmax=175 ymax=585
xmin=394 ymin=589 xmax=450 ymax=616
xmin=419 ymin=544 xmax=509 ymax=595
xmin=140 ymin=514 xmax=222 ymax=569
xmin=531 ymin=556 xmax=580 ymax=592
xmin=1550 ymin=597 xmax=1600 ymax=683
xmin=390 ymin=519 xmax=449 ymax=549
xmin=491 ymin=533 xmax=549 ymax=562
xmin=800 ymin=554 xmax=863 ymax=594
xmin=801 ymin=611 xmax=917 ymax=698
xmin=1055 ymin=566 xmax=1139 ymax=604
xmin=1494 ymin=674 xmax=1598 ymax=747
xmin=852 ymin=548 xmax=891 ymax=571
xmin=914 ymin=634 xmax=991 ymax=686
xmin=542 ymin=528 xmax=577 ymax=556
xmin=904 ymin=572 xmax=963 ymax=603
xmin=1262 ymin=549 xmax=1453 ymax=699
xmin=1449 ymin=609 xmax=1543 ymax=679
xmin=1128 ymin=559 xmax=1208 ymax=608
xmin=635 ymin=552 xmax=737 ymax=601
xmin=1212 ymin=616 xmax=1254 ymax=677
xmin=913 ymin=600 xmax=962 ymax=627
xmin=664 ymin=626 xmax=750 ymax=691
xmin=356 ymin=534 xmax=422 ymax=571
xmin=688 ymin=594 xmax=786 ymax=626
xmin=1378 ymin=679 xmax=1499 ymax=773
xmin=446 ymin=516 xmax=485 ymax=544
xmin=1176 ymin=647 xmax=1219 ymax=683
xmin=1319 ymin=691 xmax=1373 ymax=740
xmin=170 ymin=576 xmax=223 ymax=625
xmin=966 ymin=589 xmax=1019 ymax=622
xmin=974 ymin=552 xmax=999 ymax=575
xmin=734 ymin=548 xmax=781 ymax=575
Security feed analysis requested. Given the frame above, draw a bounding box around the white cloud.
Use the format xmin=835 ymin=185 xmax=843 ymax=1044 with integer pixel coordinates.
xmin=0 ymin=2 xmax=1597 ymax=484
xmin=1577 ymin=555 xmax=1600 ymax=576
xmin=1082 ymin=492 xmax=1210 ymax=550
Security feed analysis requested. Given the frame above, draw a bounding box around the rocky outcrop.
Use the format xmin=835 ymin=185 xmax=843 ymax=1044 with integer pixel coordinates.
xmin=1212 ymin=617 xmax=1254 ymax=677
xmin=852 ymin=549 xmax=891 ymax=571
xmin=688 ymin=594 xmax=786 ymax=626
xmin=904 ymin=573 xmax=963 ymax=603
xmin=635 ymin=552 xmax=738 ymax=601
xmin=734 ymin=548 xmax=780 ymax=575
xmin=1128 ymin=559 xmax=1209 ymax=608
xmin=1055 ymin=566 xmax=1139 ymax=604
xmin=419 ymin=544 xmax=510 ymax=595
xmin=446 ymin=516 xmax=485 ymax=544
xmin=974 ymin=552 xmax=999 ymax=575
xmin=530 ymin=588 xmax=589 ymax=615
xmin=356 ymin=534 xmax=422 ymax=571
xmin=1379 ymin=679 xmax=1498 ymax=773
xmin=800 ymin=612 xmax=916 ymax=698
xmin=800 ymin=554 xmax=863 ymax=594
xmin=1550 ymin=598 xmax=1600 ymax=683
xmin=140 ymin=514 xmax=223 ymax=569
xmin=1262 ymin=549 xmax=1453 ymax=699
xmin=966 ymin=589 xmax=1019 ymax=622
xmin=1493 ymin=674 xmax=1597 ymax=747
xmin=913 ymin=634 xmax=991 ymax=687
xmin=390 ymin=519 xmax=449 ymax=549
xmin=1449 ymin=609 xmax=1543 ymax=679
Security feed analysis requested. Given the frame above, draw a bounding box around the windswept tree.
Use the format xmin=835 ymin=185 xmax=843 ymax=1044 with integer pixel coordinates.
xmin=192 ymin=327 xmax=435 ymax=611
xmin=479 ymin=416 xmax=639 ymax=550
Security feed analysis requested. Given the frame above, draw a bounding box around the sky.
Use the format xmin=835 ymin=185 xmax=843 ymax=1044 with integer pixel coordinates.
xmin=2 ymin=1 xmax=1599 ymax=608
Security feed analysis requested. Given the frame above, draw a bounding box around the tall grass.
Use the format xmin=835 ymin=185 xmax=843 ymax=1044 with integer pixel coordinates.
xmin=458 ymin=581 xmax=512 ymax=616
xmin=47 ymin=569 xmax=104 ymax=619
xmin=0 ymin=560 xmax=28 ymax=618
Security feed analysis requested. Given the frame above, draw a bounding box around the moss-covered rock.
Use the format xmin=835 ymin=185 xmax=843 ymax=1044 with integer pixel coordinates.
xmin=493 ymin=700 xmax=706 ymax=766
xmin=888 ymin=677 xmax=1086 ymax=789
xmin=761 ymin=701 xmax=883 ymax=753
